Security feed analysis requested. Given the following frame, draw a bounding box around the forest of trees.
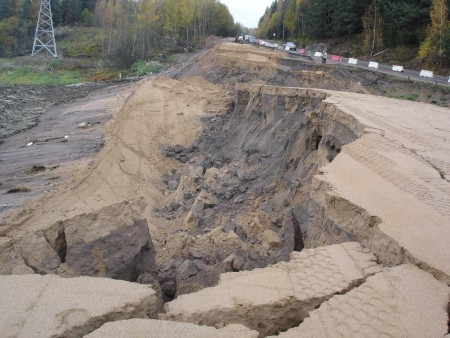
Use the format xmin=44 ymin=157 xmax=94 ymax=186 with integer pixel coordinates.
xmin=258 ymin=0 xmax=450 ymax=67
xmin=0 ymin=0 xmax=237 ymax=61
xmin=1 ymin=0 xmax=448 ymax=68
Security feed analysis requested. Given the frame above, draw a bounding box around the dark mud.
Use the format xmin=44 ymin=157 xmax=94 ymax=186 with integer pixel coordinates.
xmin=0 ymin=83 xmax=106 ymax=139
xmin=0 ymin=82 xmax=134 ymax=212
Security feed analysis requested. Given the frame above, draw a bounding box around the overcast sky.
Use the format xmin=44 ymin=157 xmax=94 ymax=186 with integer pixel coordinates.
xmin=219 ymin=0 xmax=273 ymax=29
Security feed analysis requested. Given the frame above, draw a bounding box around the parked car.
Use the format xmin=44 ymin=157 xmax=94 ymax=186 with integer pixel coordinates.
xmin=284 ymin=42 xmax=297 ymax=51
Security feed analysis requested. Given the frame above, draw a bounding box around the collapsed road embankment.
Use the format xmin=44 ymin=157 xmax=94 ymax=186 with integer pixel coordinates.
xmin=0 ymin=42 xmax=449 ymax=337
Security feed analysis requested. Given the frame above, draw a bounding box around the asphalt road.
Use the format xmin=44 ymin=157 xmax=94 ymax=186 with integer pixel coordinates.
xmin=285 ymin=49 xmax=450 ymax=86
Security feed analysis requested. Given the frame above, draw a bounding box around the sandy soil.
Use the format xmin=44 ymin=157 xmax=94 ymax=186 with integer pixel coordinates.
xmin=1 ymin=41 xmax=449 ymax=285
xmin=1 ymin=40 xmax=449 ymax=338
xmin=0 ymin=76 xmax=230 ymax=246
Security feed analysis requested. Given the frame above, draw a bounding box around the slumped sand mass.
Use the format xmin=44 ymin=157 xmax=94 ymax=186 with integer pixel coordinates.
xmin=0 ymin=42 xmax=449 ymax=337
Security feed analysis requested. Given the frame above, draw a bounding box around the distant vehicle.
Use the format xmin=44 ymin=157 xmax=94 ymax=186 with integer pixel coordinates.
xmin=238 ymin=35 xmax=244 ymax=43
xmin=284 ymin=42 xmax=297 ymax=51
xmin=243 ymin=35 xmax=257 ymax=44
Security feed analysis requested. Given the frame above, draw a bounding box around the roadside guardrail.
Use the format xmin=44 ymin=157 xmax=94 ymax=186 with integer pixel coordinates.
xmin=331 ymin=55 xmax=341 ymax=62
xmin=253 ymin=40 xmax=449 ymax=85
xmin=420 ymin=70 xmax=434 ymax=78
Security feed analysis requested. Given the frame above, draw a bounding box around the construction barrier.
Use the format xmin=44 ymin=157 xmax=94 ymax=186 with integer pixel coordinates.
xmin=419 ymin=70 xmax=434 ymax=78
xmin=348 ymin=58 xmax=358 ymax=65
xmin=314 ymin=52 xmax=323 ymax=57
xmin=299 ymin=48 xmax=305 ymax=55
xmin=368 ymin=61 xmax=379 ymax=69
xmin=331 ymin=55 xmax=341 ymax=62
xmin=392 ymin=65 xmax=404 ymax=72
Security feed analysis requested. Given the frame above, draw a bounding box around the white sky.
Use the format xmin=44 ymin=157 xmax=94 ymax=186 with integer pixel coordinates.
xmin=219 ymin=0 xmax=274 ymax=28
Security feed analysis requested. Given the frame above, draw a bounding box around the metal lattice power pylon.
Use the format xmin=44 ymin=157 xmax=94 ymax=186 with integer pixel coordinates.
xmin=32 ymin=0 xmax=57 ymax=57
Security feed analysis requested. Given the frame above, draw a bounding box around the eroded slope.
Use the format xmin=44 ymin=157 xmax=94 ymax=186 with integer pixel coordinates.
xmin=306 ymin=91 xmax=450 ymax=283
xmin=0 ymin=41 xmax=449 ymax=337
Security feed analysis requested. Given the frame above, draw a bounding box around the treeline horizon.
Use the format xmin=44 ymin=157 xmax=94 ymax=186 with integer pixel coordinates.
xmin=258 ymin=0 xmax=449 ymax=67
xmin=1 ymin=0 xmax=448 ymax=69
xmin=0 ymin=0 xmax=239 ymax=63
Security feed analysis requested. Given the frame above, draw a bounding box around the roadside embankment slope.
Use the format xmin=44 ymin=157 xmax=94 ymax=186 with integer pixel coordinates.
xmin=309 ymin=90 xmax=450 ymax=283
xmin=0 ymin=41 xmax=449 ymax=337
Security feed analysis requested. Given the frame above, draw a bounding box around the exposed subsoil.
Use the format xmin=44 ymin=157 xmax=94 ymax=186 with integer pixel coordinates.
xmin=0 ymin=41 xmax=448 ymax=306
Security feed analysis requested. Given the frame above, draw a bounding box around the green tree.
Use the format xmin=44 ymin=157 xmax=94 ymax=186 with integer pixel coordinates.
xmin=284 ymin=0 xmax=297 ymax=37
xmin=0 ymin=0 xmax=16 ymax=20
xmin=380 ymin=0 xmax=430 ymax=46
xmin=65 ymin=0 xmax=81 ymax=25
xmin=0 ymin=16 xmax=20 ymax=57
xmin=329 ymin=0 xmax=364 ymax=39
xmin=269 ymin=11 xmax=281 ymax=38
xmin=309 ymin=0 xmax=333 ymax=40
xmin=419 ymin=0 xmax=450 ymax=66
xmin=164 ymin=0 xmax=178 ymax=37
xmin=214 ymin=2 xmax=234 ymax=37
xmin=179 ymin=0 xmax=194 ymax=40
xmin=295 ymin=0 xmax=311 ymax=39
xmin=51 ymin=0 xmax=65 ymax=26
xmin=80 ymin=8 xmax=93 ymax=26
xmin=363 ymin=0 xmax=384 ymax=55
xmin=81 ymin=0 xmax=96 ymax=12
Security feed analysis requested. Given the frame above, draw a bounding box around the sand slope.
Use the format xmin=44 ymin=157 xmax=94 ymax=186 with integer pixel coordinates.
xmin=1 ymin=77 xmax=229 ymax=241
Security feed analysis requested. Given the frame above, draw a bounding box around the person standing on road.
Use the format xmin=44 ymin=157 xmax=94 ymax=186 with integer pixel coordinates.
xmin=322 ymin=51 xmax=327 ymax=64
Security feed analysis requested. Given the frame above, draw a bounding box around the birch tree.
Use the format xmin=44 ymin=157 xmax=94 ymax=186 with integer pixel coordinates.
xmin=363 ymin=0 xmax=383 ymax=56
xmin=419 ymin=0 xmax=449 ymax=66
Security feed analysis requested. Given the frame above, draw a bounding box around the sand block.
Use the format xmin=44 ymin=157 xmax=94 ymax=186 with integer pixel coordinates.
xmin=309 ymin=92 xmax=450 ymax=284
xmin=274 ymin=264 xmax=450 ymax=338
xmin=0 ymin=274 xmax=162 ymax=338
xmin=0 ymin=237 xmax=34 ymax=275
xmin=163 ymin=242 xmax=380 ymax=336
xmin=85 ymin=319 xmax=258 ymax=338
xmin=9 ymin=200 xmax=160 ymax=285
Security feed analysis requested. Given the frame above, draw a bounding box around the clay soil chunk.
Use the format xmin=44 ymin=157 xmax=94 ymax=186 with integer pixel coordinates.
xmin=163 ymin=242 xmax=380 ymax=336
xmin=0 ymin=274 xmax=161 ymax=338
xmin=85 ymin=319 xmax=258 ymax=338
xmin=274 ymin=264 xmax=450 ymax=338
